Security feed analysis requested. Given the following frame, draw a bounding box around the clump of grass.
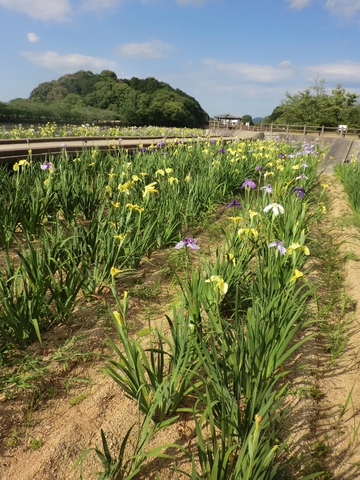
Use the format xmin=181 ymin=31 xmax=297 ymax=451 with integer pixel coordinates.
xmin=29 ymin=438 xmax=43 ymax=450
xmin=6 ymin=429 xmax=19 ymax=447
xmin=69 ymin=393 xmax=88 ymax=406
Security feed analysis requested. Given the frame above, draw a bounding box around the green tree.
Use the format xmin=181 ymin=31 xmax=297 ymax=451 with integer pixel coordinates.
xmin=99 ymin=70 xmax=118 ymax=82
xmin=62 ymin=93 xmax=85 ymax=108
xmin=272 ymin=78 xmax=359 ymax=127
xmin=58 ymin=70 xmax=100 ymax=96
xmin=46 ymin=86 xmax=69 ymax=103
xmin=331 ymin=84 xmax=358 ymax=124
xmin=263 ymin=106 xmax=284 ymax=124
xmin=29 ymin=81 xmax=56 ymax=102
xmin=0 ymin=101 xmax=9 ymax=121
xmin=241 ymin=115 xmax=253 ymax=126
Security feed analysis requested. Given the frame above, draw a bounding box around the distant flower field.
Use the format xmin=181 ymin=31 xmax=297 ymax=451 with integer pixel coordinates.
xmin=0 ymin=122 xmax=206 ymax=139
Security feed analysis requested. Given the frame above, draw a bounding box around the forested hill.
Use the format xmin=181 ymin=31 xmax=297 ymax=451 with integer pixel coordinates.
xmin=1 ymin=70 xmax=209 ymax=128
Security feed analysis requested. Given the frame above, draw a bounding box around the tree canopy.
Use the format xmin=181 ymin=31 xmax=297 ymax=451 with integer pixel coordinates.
xmin=0 ymin=70 xmax=209 ymax=127
xmin=241 ymin=115 xmax=254 ymax=126
xmin=263 ymin=78 xmax=360 ymax=127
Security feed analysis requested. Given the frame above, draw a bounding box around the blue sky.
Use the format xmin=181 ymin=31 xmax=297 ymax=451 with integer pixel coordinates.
xmin=0 ymin=0 xmax=360 ymax=119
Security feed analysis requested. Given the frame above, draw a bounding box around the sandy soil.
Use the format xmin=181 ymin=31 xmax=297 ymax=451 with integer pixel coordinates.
xmin=314 ymin=174 xmax=360 ymax=479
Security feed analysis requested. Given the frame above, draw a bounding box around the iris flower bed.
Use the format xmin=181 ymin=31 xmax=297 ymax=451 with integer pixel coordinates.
xmin=0 ymin=122 xmax=206 ymax=140
xmin=334 ymin=153 xmax=360 ymax=218
xmin=0 ymin=136 xmax=327 ymax=478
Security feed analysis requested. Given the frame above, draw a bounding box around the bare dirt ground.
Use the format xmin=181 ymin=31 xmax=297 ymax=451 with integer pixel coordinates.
xmin=275 ymin=173 xmax=360 ymax=480
xmin=314 ymin=174 xmax=360 ymax=479
xmin=1 ymin=176 xmax=360 ymax=480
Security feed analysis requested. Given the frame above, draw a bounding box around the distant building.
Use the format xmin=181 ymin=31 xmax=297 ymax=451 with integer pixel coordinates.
xmin=214 ymin=113 xmax=241 ymax=124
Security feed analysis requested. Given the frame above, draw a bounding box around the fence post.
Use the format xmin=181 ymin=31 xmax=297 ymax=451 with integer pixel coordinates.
xmin=260 ymin=122 xmax=263 ymax=133
xmin=321 ymin=125 xmax=324 ymax=137
xmin=270 ymin=123 xmax=273 ymax=133
xmin=286 ymin=124 xmax=289 ymax=134
xmin=303 ymin=125 xmax=306 ymax=135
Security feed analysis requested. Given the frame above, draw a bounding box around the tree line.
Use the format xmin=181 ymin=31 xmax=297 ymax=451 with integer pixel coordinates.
xmin=0 ymin=70 xmax=209 ymax=128
xmin=263 ymin=78 xmax=360 ymax=127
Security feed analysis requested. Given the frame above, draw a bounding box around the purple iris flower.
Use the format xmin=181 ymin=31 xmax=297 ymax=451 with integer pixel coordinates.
xmin=226 ymin=198 xmax=241 ymax=209
xmin=118 ymin=138 xmax=123 ymax=142
xmin=157 ymin=141 xmax=166 ymax=147
xmin=210 ymin=139 xmax=216 ymax=144
xmin=303 ymin=143 xmax=314 ymax=154
xmin=255 ymin=165 xmax=263 ymax=171
xmin=301 ymin=163 xmax=308 ymax=169
xmin=174 ymin=237 xmax=200 ymax=250
xmin=269 ymin=241 xmax=286 ymax=255
xmin=260 ymin=183 xmax=273 ymax=193
xmin=40 ymin=161 xmax=56 ymax=171
xmin=218 ymin=148 xmax=226 ymax=153
xmin=296 ymin=173 xmax=308 ymax=180
xmin=242 ymin=178 xmax=256 ymax=189
xmin=141 ymin=147 xmax=148 ymax=152
xmin=278 ymin=153 xmax=285 ymax=158
xmin=292 ymin=186 xmax=306 ymax=199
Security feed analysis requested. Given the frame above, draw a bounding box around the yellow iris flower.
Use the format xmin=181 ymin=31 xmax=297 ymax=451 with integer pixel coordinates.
xmin=287 ymin=243 xmax=310 ymax=255
xmin=112 ymin=311 xmax=122 ymax=327
xmin=168 ymin=176 xmax=179 ymax=185
xmin=142 ymin=182 xmax=158 ymax=198
xmin=228 ymin=216 xmax=244 ymax=224
xmin=238 ymin=228 xmax=258 ymax=239
xmin=126 ymin=203 xmax=144 ymax=212
xmin=205 ymin=275 xmax=229 ymax=295
xmin=118 ymin=181 xmax=132 ymax=195
xmin=110 ymin=267 xmax=122 ymax=278
xmin=290 ymin=269 xmax=304 ymax=282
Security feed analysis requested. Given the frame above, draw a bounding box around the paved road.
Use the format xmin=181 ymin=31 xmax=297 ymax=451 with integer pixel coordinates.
xmin=321 ymin=138 xmax=359 ymax=173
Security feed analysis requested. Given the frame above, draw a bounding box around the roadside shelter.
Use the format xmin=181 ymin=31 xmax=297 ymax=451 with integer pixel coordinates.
xmin=214 ymin=113 xmax=241 ymax=124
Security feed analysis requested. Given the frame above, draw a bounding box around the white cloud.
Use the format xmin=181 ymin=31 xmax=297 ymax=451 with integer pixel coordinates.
xmin=202 ymin=59 xmax=296 ymax=83
xmin=286 ymin=0 xmax=360 ymax=19
xmin=27 ymin=33 xmax=40 ymax=43
xmin=0 ymin=0 xmax=72 ymax=21
xmin=188 ymin=58 xmax=360 ymax=116
xmin=306 ymin=61 xmax=360 ymax=82
xmin=325 ymin=0 xmax=360 ymax=19
xmin=21 ymin=51 xmax=117 ymax=73
xmin=286 ymin=0 xmax=311 ymax=9
xmin=116 ymin=40 xmax=173 ymax=59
